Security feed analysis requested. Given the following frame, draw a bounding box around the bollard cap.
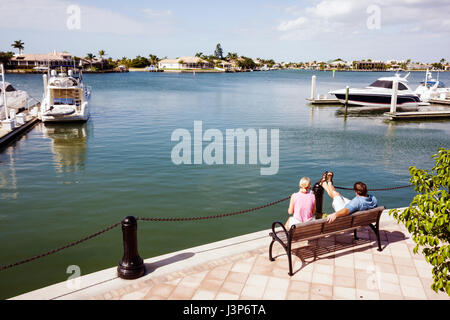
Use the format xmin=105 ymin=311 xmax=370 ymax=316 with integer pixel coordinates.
xmin=122 ymin=216 xmax=137 ymax=226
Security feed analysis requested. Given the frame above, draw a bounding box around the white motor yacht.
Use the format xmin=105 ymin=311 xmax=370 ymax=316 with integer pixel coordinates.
xmin=414 ymin=69 xmax=450 ymax=102
xmin=329 ymin=73 xmax=422 ymax=107
xmin=40 ymin=66 xmax=91 ymax=123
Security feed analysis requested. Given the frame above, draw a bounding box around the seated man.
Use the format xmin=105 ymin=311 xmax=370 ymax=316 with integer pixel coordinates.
xmin=320 ymin=172 xmax=378 ymax=223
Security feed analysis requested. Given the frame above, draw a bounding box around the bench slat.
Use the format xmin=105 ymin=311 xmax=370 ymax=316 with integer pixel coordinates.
xmin=291 ymin=224 xmax=323 ymax=241
xmin=322 ymin=215 xmax=353 ymax=233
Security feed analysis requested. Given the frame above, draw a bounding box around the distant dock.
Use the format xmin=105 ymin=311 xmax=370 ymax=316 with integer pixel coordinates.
xmin=384 ymin=110 xmax=450 ymax=120
xmin=306 ymin=75 xmax=341 ymax=105
xmin=306 ymin=98 xmax=341 ymax=105
xmin=429 ymin=98 xmax=450 ymax=106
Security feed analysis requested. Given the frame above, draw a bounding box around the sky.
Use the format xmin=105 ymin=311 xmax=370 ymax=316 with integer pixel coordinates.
xmin=0 ymin=0 xmax=449 ymax=63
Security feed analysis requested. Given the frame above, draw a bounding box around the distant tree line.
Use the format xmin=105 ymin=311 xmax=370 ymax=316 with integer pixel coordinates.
xmin=1 ymin=39 xmax=448 ymax=71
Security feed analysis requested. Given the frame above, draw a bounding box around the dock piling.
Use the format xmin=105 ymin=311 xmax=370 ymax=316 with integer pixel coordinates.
xmin=117 ymin=216 xmax=146 ymax=280
xmin=390 ymin=80 xmax=398 ymax=114
xmin=344 ymin=86 xmax=349 ymax=114
xmin=311 ymin=75 xmax=317 ymax=100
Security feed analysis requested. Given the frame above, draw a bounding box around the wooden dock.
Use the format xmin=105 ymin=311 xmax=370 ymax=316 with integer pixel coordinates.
xmin=429 ymin=99 xmax=450 ymax=105
xmin=306 ymin=98 xmax=341 ymax=105
xmin=337 ymin=106 xmax=418 ymax=115
xmin=0 ymin=116 xmax=39 ymax=150
xmin=0 ymin=102 xmax=41 ymax=150
xmin=384 ymin=110 xmax=450 ymax=120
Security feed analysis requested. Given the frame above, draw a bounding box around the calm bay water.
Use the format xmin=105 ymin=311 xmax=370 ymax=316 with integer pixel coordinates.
xmin=1 ymin=70 xmax=449 ymax=298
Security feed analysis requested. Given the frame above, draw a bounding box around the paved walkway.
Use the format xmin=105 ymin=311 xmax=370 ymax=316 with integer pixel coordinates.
xmin=89 ymin=214 xmax=448 ymax=300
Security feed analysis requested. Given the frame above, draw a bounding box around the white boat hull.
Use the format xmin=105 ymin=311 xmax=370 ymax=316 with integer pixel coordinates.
xmin=330 ymin=89 xmax=421 ymax=108
xmin=41 ymin=102 xmax=89 ymax=123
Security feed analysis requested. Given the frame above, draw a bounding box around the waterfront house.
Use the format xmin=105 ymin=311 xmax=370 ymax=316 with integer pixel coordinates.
xmin=354 ymin=60 xmax=386 ymax=71
xmin=328 ymin=59 xmax=351 ymax=70
xmin=9 ymin=50 xmax=75 ymax=69
xmin=407 ymin=62 xmax=432 ymax=71
xmin=158 ymin=56 xmax=213 ymax=70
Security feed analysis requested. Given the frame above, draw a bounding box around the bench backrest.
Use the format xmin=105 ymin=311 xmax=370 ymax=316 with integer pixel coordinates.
xmin=290 ymin=206 xmax=385 ymax=242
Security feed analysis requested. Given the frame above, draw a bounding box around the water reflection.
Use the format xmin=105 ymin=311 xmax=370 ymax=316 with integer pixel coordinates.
xmin=0 ymin=148 xmax=18 ymax=200
xmin=42 ymin=123 xmax=90 ymax=176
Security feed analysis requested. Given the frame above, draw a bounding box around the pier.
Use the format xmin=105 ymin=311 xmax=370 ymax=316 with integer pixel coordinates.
xmin=384 ymin=110 xmax=450 ymax=120
xmin=305 ymin=75 xmax=341 ymax=105
xmin=429 ymin=98 xmax=450 ymax=105
xmin=0 ymin=103 xmax=40 ymax=150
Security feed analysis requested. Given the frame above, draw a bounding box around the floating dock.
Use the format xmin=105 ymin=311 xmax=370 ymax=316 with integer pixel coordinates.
xmin=384 ymin=110 xmax=450 ymax=120
xmin=336 ymin=106 xmax=418 ymax=116
xmin=306 ymin=75 xmax=341 ymax=105
xmin=429 ymin=98 xmax=450 ymax=105
xmin=306 ymin=98 xmax=341 ymax=105
xmin=0 ymin=103 xmax=40 ymax=150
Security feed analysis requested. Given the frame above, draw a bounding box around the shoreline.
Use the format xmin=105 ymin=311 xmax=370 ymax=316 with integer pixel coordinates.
xmin=5 ymin=69 xmax=448 ymax=74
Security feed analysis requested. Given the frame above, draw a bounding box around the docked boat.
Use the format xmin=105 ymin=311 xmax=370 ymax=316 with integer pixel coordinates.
xmin=414 ymin=70 xmax=450 ymax=102
xmin=40 ymin=66 xmax=91 ymax=123
xmin=0 ymin=81 xmax=30 ymax=120
xmin=329 ymin=74 xmax=422 ymax=107
xmin=1 ymin=64 xmax=30 ymax=120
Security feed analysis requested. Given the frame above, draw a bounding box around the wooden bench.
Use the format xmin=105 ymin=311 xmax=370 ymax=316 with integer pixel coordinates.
xmin=269 ymin=206 xmax=385 ymax=276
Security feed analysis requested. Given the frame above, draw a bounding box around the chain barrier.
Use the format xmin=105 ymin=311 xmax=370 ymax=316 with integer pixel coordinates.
xmin=0 ymin=197 xmax=290 ymax=272
xmin=0 ymin=221 xmax=121 ymax=272
xmin=334 ymin=184 xmax=412 ymax=191
xmin=137 ymin=196 xmax=291 ymax=222
xmin=0 ymin=184 xmax=413 ymax=272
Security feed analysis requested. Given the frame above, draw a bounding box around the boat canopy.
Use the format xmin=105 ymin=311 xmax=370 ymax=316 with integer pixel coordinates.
xmin=420 ymin=80 xmax=445 ymax=88
xmin=368 ymin=80 xmax=409 ymax=90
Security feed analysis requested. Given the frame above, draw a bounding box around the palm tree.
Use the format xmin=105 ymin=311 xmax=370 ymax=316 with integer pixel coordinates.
xmin=85 ymin=53 xmax=95 ymax=69
xmin=98 ymin=50 xmax=106 ymax=69
xmin=11 ymin=40 xmax=25 ymax=55
xmin=226 ymin=52 xmax=238 ymax=60
xmin=148 ymin=54 xmax=160 ymax=67
xmin=98 ymin=50 xmax=106 ymax=59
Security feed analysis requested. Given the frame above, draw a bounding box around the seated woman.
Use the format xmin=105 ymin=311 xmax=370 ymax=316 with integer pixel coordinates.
xmin=286 ymin=177 xmax=316 ymax=228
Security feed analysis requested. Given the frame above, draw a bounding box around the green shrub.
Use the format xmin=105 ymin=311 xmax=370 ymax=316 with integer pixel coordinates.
xmin=390 ymin=148 xmax=449 ymax=295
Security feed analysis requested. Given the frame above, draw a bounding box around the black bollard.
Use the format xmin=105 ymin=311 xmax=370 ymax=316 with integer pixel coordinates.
xmin=312 ymin=182 xmax=324 ymax=219
xmin=117 ymin=216 xmax=146 ymax=279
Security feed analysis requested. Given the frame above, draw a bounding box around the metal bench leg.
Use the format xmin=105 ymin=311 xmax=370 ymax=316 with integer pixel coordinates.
xmin=287 ymin=243 xmax=293 ymax=276
xmin=369 ymin=224 xmax=382 ymax=251
xmin=353 ymin=229 xmax=359 ymax=240
xmin=269 ymin=239 xmax=275 ymax=261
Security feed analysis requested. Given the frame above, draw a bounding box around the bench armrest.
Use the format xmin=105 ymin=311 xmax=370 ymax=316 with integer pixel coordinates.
xmin=271 ymin=221 xmax=289 ymax=245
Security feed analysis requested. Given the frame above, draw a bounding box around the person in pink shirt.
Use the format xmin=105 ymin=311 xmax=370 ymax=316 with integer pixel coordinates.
xmin=285 ymin=177 xmax=316 ymax=228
